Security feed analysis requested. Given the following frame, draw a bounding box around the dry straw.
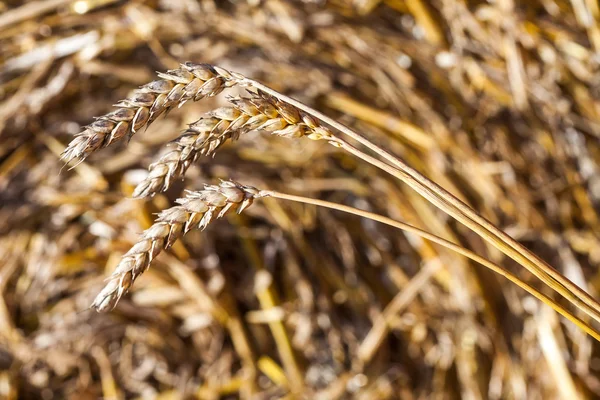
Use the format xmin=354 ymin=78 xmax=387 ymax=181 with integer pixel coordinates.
xmin=7 ymin=1 xmax=600 ymax=397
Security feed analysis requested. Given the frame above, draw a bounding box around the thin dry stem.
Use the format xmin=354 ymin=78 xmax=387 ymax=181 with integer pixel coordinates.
xmin=241 ymin=75 xmax=600 ymax=327
xmin=261 ymin=190 xmax=600 ymax=342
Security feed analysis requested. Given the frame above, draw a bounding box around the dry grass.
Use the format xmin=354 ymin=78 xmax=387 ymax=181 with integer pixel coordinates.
xmin=2 ymin=1 xmax=600 ymax=399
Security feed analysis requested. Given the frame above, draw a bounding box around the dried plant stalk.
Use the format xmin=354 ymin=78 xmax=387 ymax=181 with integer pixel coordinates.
xmin=235 ymin=74 xmax=600 ymax=329
xmin=133 ymin=91 xmax=332 ymax=198
xmin=75 ymin=62 xmax=600 ymax=338
xmin=261 ymin=190 xmax=600 ymax=342
xmin=61 ymin=63 xmax=241 ymax=164
xmin=91 ymin=180 xmax=261 ymax=312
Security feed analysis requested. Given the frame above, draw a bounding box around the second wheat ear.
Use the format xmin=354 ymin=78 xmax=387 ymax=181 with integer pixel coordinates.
xmin=133 ymin=92 xmax=332 ymax=198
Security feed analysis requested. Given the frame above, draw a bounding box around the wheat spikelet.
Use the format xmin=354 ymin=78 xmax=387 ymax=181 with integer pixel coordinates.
xmin=91 ymin=180 xmax=261 ymax=312
xmin=133 ymin=91 xmax=333 ymax=198
xmin=62 ymin=63 xmax=241 ymax=164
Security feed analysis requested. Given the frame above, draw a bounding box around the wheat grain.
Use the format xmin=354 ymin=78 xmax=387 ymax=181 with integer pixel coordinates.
xmin=91 ymin=180 xmax=261 ymax=312
xmin=61 ymin=63 xmax=241 ymax=164
xmin=133 ymin=91 xmax=333 ymax=198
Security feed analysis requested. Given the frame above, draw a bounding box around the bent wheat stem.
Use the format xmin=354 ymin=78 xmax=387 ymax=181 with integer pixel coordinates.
xmin=260 ymin=190 xmax=600 ymax=342
xmin=331 ymin=138 xmax=600 ymax=324
xmin=99 ymin=172 xmax=600 ymax=341
xmin=239 ymin=76 xmax=600 ymax=326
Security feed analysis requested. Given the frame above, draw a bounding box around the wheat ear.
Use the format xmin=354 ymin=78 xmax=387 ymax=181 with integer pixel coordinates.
xmin=91 ymin=180 xmax=261 ymax=312
xmin=102 ymin=172 xmax=600 ymax=341
xmin=105 ymin=177 xmax=600 ymax=339
xmin=62 ymin=63 xmax=242 ymax=164
xmin=133 ymin=91 xmax=331 ymax=198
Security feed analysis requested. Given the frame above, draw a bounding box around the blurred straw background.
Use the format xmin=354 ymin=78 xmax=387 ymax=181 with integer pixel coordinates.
xmin=2 ymin=0 xmax=600 ymax=398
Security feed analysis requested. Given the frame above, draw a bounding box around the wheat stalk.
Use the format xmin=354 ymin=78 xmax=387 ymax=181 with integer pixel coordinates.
xmin=133 ymin=91 xmax=332 ymax=198
xmin=73 ymin=62 xmax=600 ymax=337
xmin=231 ymin=75 xmax=600 ymax=328
xmin=259 ymin=189 xmax=600 ymax=342
xmin=61 ymin=63 xmax=241 ymax=164
xmin=91 ymin=180 xmax=261 ymax=312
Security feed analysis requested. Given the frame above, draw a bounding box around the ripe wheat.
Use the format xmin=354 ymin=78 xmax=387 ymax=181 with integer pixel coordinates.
xmin=133 ymin=91 xmax=333 ymax=198
xmin=91 ymin=180 xmax=261 ymax=312
xmin=64 ymin=61 xmax=600 ymax=340
xmin=62 ymin=63 xmax=241 ymax=164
